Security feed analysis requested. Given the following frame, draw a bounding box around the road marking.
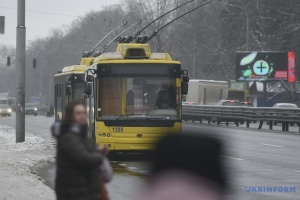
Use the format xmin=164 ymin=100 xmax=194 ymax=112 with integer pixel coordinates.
xmin=128 ymin=167 xmax=138 ymax=170
xmin=259 ymin=143 xmax=284 ymax=148
xmin=220 ymin=156 xmax=244 ymax=161
xmin=294 ymin=170 xmax=300 ymax=173
xmin=119 ymin=163 xmax=127 ymax=166
xmin=212 ymin=136 xmax=227 ymax=140
xmin=139 ymin=171 xmax=149 ymax=174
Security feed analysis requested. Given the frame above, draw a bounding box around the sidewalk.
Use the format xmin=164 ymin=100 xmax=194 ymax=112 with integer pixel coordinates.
xmin=0 ymin=124 xmax=55 ymax=200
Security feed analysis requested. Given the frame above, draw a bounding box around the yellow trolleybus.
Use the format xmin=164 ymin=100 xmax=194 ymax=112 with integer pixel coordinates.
xmin=54 ymin=57 xmax=94 ymax=120
xmin=84 ymin=43 xmax=189 ymax=152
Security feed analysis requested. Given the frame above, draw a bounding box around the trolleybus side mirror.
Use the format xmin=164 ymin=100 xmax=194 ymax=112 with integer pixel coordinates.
xmin=86 ymin=75 xmax=94 ymax=82
xmin=181 ymin=70 xmax=188 ymax=76
xmin=66 ymin=82 xmax=71 ymax=96
xmin=181 ymin=70 xmax=189 ymax=95
xmin=182 ymin=82 xmax=188 ymax=95
xmin=85 ymin=82 xmax=92 ymax=95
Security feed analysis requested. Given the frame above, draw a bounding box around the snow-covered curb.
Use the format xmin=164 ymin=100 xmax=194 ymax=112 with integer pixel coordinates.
xmin=0 ymin=124 xmax=56 ymax=200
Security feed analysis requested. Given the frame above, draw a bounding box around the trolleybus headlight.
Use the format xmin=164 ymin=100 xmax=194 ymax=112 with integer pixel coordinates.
xmin=34 ymin=108 xmax=37 ymax=111
xmin=102 ymin=133 xmax=107 ymax=137
xmin=107 ymin=144 xmax=111 ymax=148
xmin=8 ymin=109 xmax=12 ymax=113
xmin=107 ymin=133 xmax=110 ymax=137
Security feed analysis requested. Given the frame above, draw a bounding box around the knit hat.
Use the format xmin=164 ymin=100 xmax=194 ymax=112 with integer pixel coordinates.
xmin=151 ymin=133 xmax=228 ymax=189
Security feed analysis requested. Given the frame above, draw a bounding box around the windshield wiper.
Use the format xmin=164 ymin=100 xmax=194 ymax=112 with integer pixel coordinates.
xmin=147 ymin=116 xmax=171 ymax=120
xmin=108 ymin=115 xmax=128 ymax=126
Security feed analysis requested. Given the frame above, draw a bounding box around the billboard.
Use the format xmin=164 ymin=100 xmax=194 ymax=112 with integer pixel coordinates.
xmin=236 ymin=52 xmax=295 ymax=82
xmin=288 ymin=52 xmax=295 ymax=83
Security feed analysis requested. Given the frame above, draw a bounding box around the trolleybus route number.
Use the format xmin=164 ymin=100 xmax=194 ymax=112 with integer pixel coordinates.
xmin=112 ymin=127 xmax=123 ymax=132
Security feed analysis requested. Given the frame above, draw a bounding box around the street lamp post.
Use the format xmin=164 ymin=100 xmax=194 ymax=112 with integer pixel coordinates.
xmin=16 ymin=0 xmax=26 ymax=142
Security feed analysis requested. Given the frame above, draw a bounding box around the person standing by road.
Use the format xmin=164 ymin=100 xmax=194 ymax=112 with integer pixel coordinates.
xmin=137 ymin=133 xmax=228 ymax=200
xmin=51 ymin=101 xmax=111 ymax=200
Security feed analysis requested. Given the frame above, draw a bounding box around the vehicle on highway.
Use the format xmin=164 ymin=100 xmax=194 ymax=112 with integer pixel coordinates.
xmin=272 ymin=103 xmax=298 ymax=108
xmin=25 ymin=103 xmax=38 ymax=116
xmin=0 ymin=104 xmax=12 ymax=117
xmin=54 ymin=65 xmax=88 ymax=120
xmin=82 ymin=43 xmax=189 ymax=153
xmin=214 ymin=99 xmax=244 ymax=125
xmin=217 ymin=99 xmax=241 ymax=106
xmin=0 ymin=98 xmax=8 ymax=105
xmin=186 ymin=79 xmax=228 ymax=105
xmin=182 ymin=101 xmax=197 ymax=105
xmin=7 ymin=97 xmax=16 ymax=111
xmin=272 ymin=103 xmax=298 ymax=126
xmin=240 ymin=102 xmax=254 ymax=107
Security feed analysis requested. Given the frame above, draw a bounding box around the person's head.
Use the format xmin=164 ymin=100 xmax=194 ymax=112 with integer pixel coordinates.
xmin=62 ymin=101 xmax=87 ymax=126
xmin=151 ymin=133 xmax=228 ymax=191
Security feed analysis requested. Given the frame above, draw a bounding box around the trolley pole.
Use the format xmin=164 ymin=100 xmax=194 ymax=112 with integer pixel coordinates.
xmin=16 ymin=0 xmax=26 ymax=142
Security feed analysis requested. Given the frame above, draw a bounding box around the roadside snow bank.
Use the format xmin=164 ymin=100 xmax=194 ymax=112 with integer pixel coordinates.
xmin=0 ymin=124 xmax=55 ymax=200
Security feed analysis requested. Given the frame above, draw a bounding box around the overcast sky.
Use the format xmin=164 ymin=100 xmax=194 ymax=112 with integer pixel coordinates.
xmin=0 ymin=0 xmax=121 ymax=47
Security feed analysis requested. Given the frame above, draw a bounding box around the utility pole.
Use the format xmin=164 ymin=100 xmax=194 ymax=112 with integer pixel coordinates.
xmin=193 ymin=31 xmax=196 ymax=78
xmin=16 ymin=0 xmax=26 ymax=143
xmin=263 ymin=81 xmax=267 ymax=107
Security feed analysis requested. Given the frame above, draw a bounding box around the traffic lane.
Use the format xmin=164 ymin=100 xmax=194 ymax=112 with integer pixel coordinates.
xmin=185 ymin=120 xmax=299 ymax=134
xmin=184 ymin=122 xmax=300 ymax=151
xmin=184 ymin=124 xmax=300 ymax=200
xmin=184 ymin=123 xmax=300 ymax=172
xmin=111 ymin=123 xmax=300 ymax=177
xmin=38 ymin=162 xmax=146 ymax=200
xmin=0 ymin=113 xmax=54 ymax=140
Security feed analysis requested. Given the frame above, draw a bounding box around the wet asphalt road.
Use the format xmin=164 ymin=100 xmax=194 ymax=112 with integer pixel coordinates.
xmin=1 ymin=114 xmax=300 ymax=199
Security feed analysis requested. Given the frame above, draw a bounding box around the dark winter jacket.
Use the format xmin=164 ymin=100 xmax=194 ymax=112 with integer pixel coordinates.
xmin=52 ymin=122 xmax=103 ymax=200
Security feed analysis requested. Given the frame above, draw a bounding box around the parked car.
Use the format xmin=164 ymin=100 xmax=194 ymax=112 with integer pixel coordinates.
xmin=25 ymin=103 xmax=38 ymax=116
xmin=0 ymin=104 xmax=12 ymax=117
xmin=272 ymin=103 xmax=298 ymax=126
xmin=214 ymin=100 xmax=244 ymax=125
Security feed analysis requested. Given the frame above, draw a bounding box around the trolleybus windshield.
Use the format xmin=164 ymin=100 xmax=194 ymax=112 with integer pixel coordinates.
xmin=97 ymin=76 xmax=180 ymax=121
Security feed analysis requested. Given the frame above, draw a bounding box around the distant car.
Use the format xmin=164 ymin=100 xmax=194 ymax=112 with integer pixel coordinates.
xmin=217 ymin=99 xmax=241 ymax=106
xmin=240 ymin=102 xmax=254 ymax=107
xmin=273 ymin=103 xmax=298 ymax=108
xmin=25 ymin=103 xmax=38 ymax=116
xmin=272 ymin=103 xmax=298 ymax=126
xmin=214 ymin=99 xmax=244 ymax=125
xmin=182 ymin=101 xmax=197 ymax=105
xmin=0 ymin=104 xmax=12 ymax=117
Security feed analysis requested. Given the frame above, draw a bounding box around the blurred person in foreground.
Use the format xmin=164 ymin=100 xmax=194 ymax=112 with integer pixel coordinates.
xmin=51 ymin=101 xmax=112 ymax=200
xmin=137 ymin=133 xmax=228 ymax=200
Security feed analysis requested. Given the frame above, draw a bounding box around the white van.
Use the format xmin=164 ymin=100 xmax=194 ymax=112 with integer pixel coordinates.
xmin=0 ymin=98 xmax=8 ymax=105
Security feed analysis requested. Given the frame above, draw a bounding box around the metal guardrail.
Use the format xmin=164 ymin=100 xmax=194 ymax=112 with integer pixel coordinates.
xmin=182 ymin=105 xmax=300 ymax=132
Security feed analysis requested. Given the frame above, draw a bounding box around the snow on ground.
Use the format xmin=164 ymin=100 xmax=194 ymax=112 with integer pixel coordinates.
xmin=0 ymin=124 xmax=56 ymax=200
